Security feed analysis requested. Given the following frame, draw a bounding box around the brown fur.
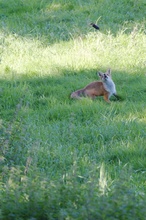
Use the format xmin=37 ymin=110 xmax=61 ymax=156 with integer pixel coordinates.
xmin=70 ymin=69 xmax=117 ymax=103
xmin=71 ymin=81 xmax=110 ymax=102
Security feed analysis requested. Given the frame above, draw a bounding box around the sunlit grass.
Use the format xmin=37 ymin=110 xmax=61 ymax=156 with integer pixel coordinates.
xmin=0 ymin=28 xmax=145 ymax=79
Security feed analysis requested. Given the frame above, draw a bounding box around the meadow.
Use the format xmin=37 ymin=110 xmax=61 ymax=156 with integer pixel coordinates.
xmin=0 ymin=0 xmax=146 ymax=219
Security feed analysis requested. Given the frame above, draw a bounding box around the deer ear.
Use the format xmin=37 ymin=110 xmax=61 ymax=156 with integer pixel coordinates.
xmin=98 ymin=72 xmax=103 ymax=78
xmin=107 ymin=69 xmax=111 ymax=76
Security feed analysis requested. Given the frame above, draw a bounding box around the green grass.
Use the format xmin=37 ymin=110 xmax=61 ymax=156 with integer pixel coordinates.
xmin=0 ymin=0 xmax=146 ymax=219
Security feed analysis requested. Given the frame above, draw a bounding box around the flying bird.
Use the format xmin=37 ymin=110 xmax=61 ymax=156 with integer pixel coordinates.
xmin=90 ymin=23 xmax=100 ymax=30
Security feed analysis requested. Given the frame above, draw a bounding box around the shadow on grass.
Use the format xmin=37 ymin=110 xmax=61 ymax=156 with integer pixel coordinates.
xmin=0 ymin=2 xmax=146 ymax=218
xmin=0 ymin=66 xmax=146 ymax=119
xmin=0 ymin=66 xmax=146 ymax=219
xmin=0 ymin=0 xmax=145 ymax=44
xmin=1 ymin=67 xmax=145 ymax=170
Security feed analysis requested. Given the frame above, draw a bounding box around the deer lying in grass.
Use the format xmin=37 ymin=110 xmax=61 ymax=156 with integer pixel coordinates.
xmin=71 ymin=69 xmax=120 ymax=103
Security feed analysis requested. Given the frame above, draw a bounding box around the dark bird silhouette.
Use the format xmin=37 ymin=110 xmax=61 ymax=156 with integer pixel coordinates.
xmin=90 ymin=23 xmax=100 ymax=30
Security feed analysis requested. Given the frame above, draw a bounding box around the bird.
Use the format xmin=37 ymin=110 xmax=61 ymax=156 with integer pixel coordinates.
xmin=90 ymin=23 xmax=100 ymax=30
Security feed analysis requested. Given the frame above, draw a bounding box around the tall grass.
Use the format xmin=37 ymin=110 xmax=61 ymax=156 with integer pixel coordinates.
xmin=0 ymin=0 xmax=146 ymax=219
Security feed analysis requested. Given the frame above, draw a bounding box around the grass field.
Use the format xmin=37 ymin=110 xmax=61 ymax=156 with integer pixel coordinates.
xmin=0 ymin=0 xmax=146 ymax=219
